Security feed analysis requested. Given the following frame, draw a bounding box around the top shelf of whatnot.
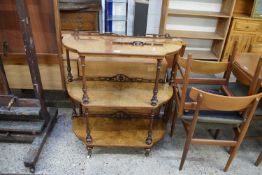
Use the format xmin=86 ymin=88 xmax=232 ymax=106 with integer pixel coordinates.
xmin=168 ymin=9 xmax=231 ymax=18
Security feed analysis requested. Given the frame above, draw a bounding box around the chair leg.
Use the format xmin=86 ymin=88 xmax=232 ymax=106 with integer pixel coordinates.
xmin=255 ymin=152 xmax=262 ymax=166
xmin=224 ymin=124 xmax=250 ymax=171
xmin=179 ymin=123 xmax=194 ymax=170
xmin=170 ymin=107 xmax=178 ymax=137
xmin=214 ymin=129 xmax=220 ymax=139
xmin=179 ymin=137 xmax=191 ymax=170
xmin=207 ymin=129 xmax=220 ymax=139
xmin=224 ymin=145 xmax=240 ymax=172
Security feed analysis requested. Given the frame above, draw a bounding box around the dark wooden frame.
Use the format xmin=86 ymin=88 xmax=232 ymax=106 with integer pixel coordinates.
xmin=0 ymin=1 xmax=58 ymax=173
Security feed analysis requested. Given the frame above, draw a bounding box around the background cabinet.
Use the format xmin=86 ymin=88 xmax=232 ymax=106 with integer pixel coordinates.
xmin=59 ymin=0 xmax=101 ymax=31
xmin=222 ymin=0 xmax=262 ymax=61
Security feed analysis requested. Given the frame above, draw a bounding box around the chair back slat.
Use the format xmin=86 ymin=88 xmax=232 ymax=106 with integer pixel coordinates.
xmin=189 ymin=87 xmax=262 ymax=111
xmin=178 ymin=57 xmax=228 ymax=74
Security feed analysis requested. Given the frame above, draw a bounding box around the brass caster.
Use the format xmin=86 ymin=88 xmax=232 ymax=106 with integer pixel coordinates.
xmin=87 ymin=147 xmax=92 ymax=158
xmin=145 ymin=149 xmax=151 ymax=157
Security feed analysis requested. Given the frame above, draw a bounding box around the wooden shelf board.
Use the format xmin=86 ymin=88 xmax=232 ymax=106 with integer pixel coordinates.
xmin=168 ymin=9 xmax=230 ymax=18
xmin=72 ymin=117 xmax=166 ymax=148
xmin=166 ymin=30 xmax=224 ymax=40
xmin=184 ymin=50 xmax=219 ymax=61
xmin=67 ymin=81 xmax=173 ymax=109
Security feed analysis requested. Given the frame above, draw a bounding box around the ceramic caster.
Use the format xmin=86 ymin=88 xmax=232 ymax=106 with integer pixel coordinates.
xmin=145 ymin=149 xmax=151 ymax=157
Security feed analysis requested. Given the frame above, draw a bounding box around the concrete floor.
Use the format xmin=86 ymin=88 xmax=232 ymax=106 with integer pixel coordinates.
xmin=0 ymin=108 xmax=261 ymax=175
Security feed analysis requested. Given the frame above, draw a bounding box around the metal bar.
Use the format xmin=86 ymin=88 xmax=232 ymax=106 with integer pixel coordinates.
xmin=15 ymin=0 xmax=49 ymax=123
xmin=151 ymin=59 xmax=162 ymax=106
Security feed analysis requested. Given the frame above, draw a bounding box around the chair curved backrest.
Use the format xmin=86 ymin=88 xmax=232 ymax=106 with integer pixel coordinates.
xmin=174 ymin=53 xmax=235 ymax=116
xmin=189 ymin=87 xmax=262 ymax=111
xmin=178 ymin=57 xmax=229 ymax=74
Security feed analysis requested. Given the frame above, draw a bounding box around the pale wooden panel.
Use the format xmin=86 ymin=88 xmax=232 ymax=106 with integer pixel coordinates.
xmin=178 ymin=57 xmax=228 ymax=74
xmin=67 ymin=81 xmax=173 ymax=109
xmin=78 ymin=56 xmax=168 ymax=80
xmin=62 ymin=34 xmax=182 ymax=57
xmin=5 ymin=64 xmax=63 ymax=90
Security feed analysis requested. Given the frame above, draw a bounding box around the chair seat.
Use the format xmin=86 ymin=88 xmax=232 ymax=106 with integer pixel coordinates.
xmin=229 ymin=82 xmax=262 ymax=116
xmin=182 ymin=110 xmax=243 ymax=125
xmin=67 ymin=80 xmax=173 ymax=109
xmin=185 ymin=84 xmax=225 ymax=102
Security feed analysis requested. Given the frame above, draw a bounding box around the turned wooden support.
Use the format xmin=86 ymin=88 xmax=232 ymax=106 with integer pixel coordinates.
xmin=80 ymin=56 xmax=89 ymax=104
xmin=84 ymin=108 xmax=92 ymax=144
xmin=66 ymin=49 xmax=73 ymax=82
xmin=151 ymin=59 xmax=162 ymax=106
xmin=71 ymin=99 xmax=77 ymax=118
xmin=146 ymin=110 xmax=155 ymax=145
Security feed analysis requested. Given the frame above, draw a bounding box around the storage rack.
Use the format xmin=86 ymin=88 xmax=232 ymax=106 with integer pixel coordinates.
xmin=105 ymin=0 xmax=128 ymax=35
xmin=160 ymin=0 xmax=236 ymax=61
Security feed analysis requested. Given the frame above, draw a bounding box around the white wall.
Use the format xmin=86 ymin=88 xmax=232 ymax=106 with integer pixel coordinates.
xmin=146 ymin=0 xmax=163 ymax=34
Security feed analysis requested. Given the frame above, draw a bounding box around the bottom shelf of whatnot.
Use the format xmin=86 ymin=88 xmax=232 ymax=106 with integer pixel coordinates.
xmin=72 ymin=116 xmax=166 ymax=149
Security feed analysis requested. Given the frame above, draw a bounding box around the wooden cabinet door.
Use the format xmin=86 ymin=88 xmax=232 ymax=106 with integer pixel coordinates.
xmin=223 ymin=33 xmax=256 ymax=60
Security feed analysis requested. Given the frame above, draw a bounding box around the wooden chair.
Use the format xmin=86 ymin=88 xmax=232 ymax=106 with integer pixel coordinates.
xmin=170 ymin=49 xmax=236 ymax=135
xmin=179 ymin=87 xmax=262 ymax=171
xmin=229 ymin=57 xmax=262 ymax=165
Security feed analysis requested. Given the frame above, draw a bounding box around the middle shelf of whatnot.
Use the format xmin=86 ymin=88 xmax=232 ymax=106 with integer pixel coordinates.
xmin=160 ymin=0 xmax=236 ymax=61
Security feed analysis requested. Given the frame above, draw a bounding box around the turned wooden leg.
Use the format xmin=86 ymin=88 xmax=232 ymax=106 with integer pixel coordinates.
xmin=79 ymin=104 xmax=83 ymax=116
xmin=66 ymin=49 xmax=73 ymax=82
xmin=151 ymin=59 xmax=162 ymax=106
xmin=84 ymin=108 xmax=92 ymax=144
xmin=71 ymin=100 xmax=77 ymax=118
xmin=255 ymin=152 xmax=262 ymax=166
xmin=146 ymin=111 xmax=155 ymax=145
xmin=80 ymin=56 xmax=89 ymax=104
xmin=179 ymin=122 xmax=194 ymax=170
xmin=214 ymin=129 xmax=220 ymax=139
